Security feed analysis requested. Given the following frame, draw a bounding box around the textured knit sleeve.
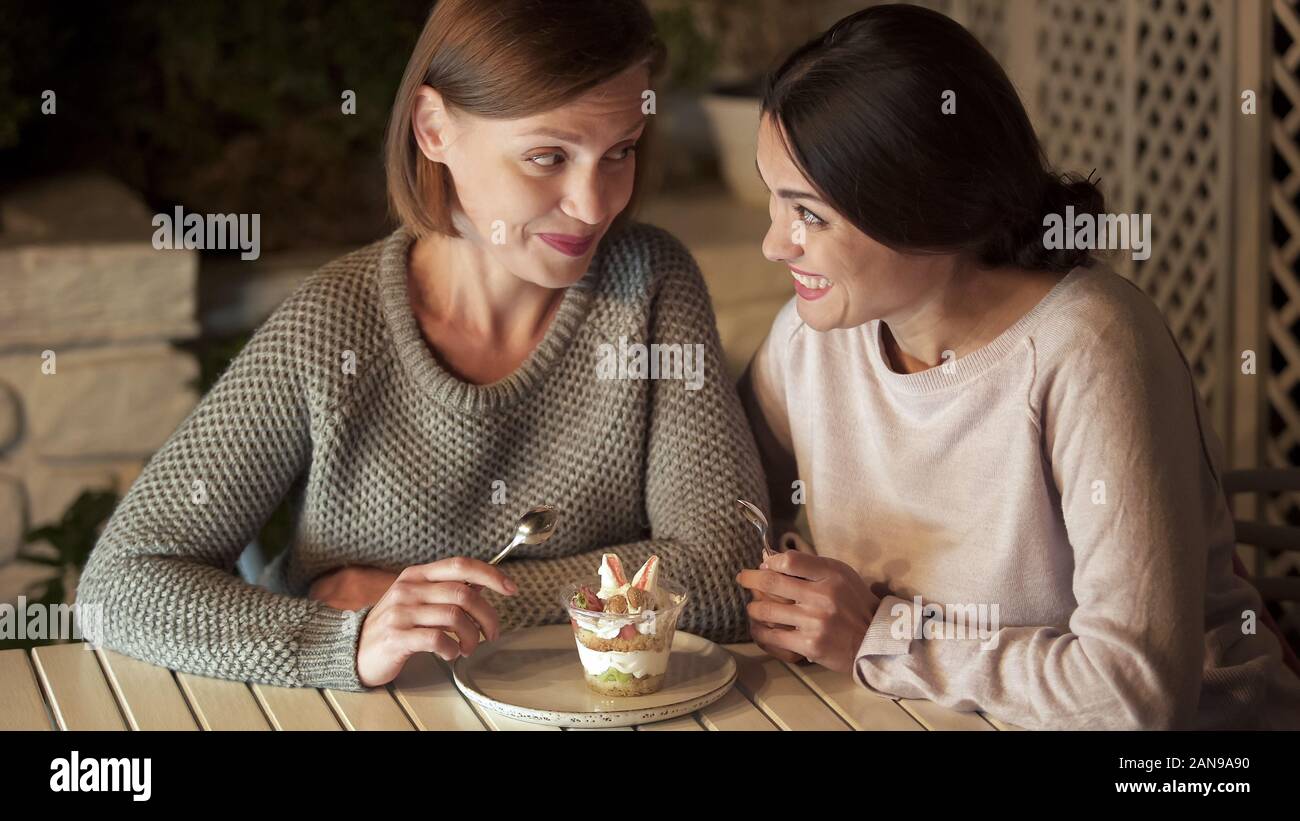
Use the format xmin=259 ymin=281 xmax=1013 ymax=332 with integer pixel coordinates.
xmin=75 ymin=284 xmax=374 ymax=691
xmin=852 ymin=286 xmax=1213 ymax=729
xmin=487 ymin=229 xmax=770 ymax=643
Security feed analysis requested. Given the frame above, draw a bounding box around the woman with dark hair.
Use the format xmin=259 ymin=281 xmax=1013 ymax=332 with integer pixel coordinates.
xmin=77 ymin=0 xmax=767 ymax=691
xmin=736 ymin=3 xmax=1300 ymax=729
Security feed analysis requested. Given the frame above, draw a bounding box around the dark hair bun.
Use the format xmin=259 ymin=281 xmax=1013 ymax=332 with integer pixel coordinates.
xmin=981 ymin=172 xmax=1106 ymax=273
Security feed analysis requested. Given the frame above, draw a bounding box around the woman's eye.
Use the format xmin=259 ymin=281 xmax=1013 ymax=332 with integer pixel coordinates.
xmin=795 ymin=205 xmax=825 ymax=226
xmin=605 ymin=144 xmax=638 ymax=161
xmin=525 ymin=144 xmax=635 ymax=168
xmin=527 ymin=152 xmax=565 ymax=168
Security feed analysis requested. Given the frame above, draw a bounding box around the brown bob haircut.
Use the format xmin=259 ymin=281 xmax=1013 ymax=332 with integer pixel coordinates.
xmin=384 ymin=0 xmax=666 ymax=239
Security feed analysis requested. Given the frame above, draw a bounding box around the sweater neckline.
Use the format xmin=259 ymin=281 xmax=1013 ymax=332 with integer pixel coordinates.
xmin=868 ymin=264 xmax=1087 ymax=395
xmin=376 ymin=226 xmax=601 ymax=413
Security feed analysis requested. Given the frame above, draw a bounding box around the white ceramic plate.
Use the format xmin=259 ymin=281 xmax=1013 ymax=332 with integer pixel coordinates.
xmin=452 ymin=624 xmax=737 ymax=728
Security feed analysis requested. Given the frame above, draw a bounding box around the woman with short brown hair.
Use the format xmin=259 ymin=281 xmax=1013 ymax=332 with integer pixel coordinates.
xmin=78 ymin=0 xmax=767 ymax=691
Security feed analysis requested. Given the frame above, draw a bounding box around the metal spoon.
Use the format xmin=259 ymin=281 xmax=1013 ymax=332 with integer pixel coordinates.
xmin=735 ymin=499 xmax=795 ymax=632
xmin=735 ymin=498 xmax=780 ymax=562
xmin=489 ymin=505 xmax=559 ymax=566
xmin=464 ymin=505 xmax=558 ymax=597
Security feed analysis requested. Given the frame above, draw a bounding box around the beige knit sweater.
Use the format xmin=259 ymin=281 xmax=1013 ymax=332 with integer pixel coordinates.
xmin=76 ymin=222 xmax=768 ymax=691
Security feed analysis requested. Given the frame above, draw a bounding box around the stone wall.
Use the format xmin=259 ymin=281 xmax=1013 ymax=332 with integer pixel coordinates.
xmin=0 ymin=175 xmax=199 ymax=604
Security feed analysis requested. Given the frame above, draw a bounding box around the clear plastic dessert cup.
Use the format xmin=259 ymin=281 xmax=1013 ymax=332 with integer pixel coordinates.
xmin=561 ymin=579 xmax=688 ymax=697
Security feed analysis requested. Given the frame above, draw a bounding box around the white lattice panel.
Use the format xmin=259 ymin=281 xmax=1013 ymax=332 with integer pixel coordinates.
xmin=1265 ymin=0 xmax=1300 ymax=631
xmin=1036 ymin=0 xmax=1129 ymax=213
xmin=1033 ymin=0 xmax=1232 ymax=436
xmin=963 ymin=0 xmax=1011 ymax=64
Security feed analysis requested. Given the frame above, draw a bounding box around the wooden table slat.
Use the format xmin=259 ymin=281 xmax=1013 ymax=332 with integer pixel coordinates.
xmin=635 ymin=714 xmax=705 ymax=731
xmin=389 ymin=653 xmax=485 ymax=731
xmin=175 ymin=672 xmax=271 ymax=731
xmin=726 ymin=644 xmax=850 ymax=731
xmin=95 ymin=649 xmax=198 ymax=731
xmin=696 ymin=685 xmax=777 ymax=731
xmin=251 ymin=683 xmax=342 ymax=731
xmin=31 ymin=643 xmax=127 ymax=730
xmin=782 ymin=660 xmax=923 ymax=731
xmin=0 ymin=649 xmax=54 ymax=730
xmin=21 ymin=640 xmax=1020 ymax=731
xmin=323 ymin=687 xmax=416 ymax=731
xmin=897 ymin=698 xmax=996 ymax=731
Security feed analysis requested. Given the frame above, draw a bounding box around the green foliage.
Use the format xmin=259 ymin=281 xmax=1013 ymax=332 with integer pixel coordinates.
xmin=182 ymin=331 xmax=254 ymax=396
xmin=20 ymin=490 xmax=118 ymax=575
xmin=1 ymin=1 xmax=429 ymax=249
xmin=0 ymin=0 xmax=62 ymax=149
xmin=0 ymin=490 xmax=119 ymax=651
xmin=652 ymin=3 xmax=718 ymax=90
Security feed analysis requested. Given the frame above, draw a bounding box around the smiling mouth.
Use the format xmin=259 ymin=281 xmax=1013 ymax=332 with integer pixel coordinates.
xmin=538 ymin=233 xmax=596 ymax=257
xmin=790 ymin=268 xmax=832 ymax=290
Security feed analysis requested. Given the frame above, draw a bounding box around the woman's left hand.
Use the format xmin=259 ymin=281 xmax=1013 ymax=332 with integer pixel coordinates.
xmin=736 ymin=550 xmax=880 ymax=673
xmin=308 ymin=565 xmax=402 ymax=612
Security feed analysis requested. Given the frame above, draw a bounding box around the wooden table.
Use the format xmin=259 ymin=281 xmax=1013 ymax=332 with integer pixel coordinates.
xmin=0 ymin=642 xmax=1020 ymax=731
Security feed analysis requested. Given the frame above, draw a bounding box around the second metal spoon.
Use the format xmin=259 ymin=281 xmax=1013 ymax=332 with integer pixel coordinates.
xmin=735 ymin=498 xmax=780 ymax=562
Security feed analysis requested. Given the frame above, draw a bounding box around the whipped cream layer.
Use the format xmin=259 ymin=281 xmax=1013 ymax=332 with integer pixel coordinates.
xmin=572 ymin=609 xmax=658 ymax=639
xmin=575 ymin=643 xmax=669 ymax=679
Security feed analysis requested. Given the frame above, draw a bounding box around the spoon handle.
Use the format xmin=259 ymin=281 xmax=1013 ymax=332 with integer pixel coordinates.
xmin=465 ymin=536 xmax=522 ymax=592
xmin=487 ymin=535 xmax=523 ymax=566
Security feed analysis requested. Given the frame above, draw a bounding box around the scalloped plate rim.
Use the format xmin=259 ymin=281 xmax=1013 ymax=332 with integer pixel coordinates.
xmin=451 ymin=625 xmax=738 ymax=728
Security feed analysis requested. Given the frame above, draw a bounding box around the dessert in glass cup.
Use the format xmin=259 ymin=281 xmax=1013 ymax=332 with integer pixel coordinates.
xmin=562 ymin=554 xmax=687 ymax=696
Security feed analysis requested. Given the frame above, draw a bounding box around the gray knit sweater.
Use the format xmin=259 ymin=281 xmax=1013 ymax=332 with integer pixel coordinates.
xmin=76 ymin=222 xmax=769 ymax=691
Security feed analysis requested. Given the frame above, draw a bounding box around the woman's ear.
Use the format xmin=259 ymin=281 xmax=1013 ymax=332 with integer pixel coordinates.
xmin=412 ymin=85 xmax=455 ymax=163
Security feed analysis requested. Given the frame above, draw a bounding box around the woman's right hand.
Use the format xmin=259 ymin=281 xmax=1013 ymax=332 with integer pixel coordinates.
xmin=749 ymin=588 xmax=808 ymax=664
xmin=356 ymin=557 xmax=518 ymax=688
xmin=747 ymin=538 xmax=812 ymax=665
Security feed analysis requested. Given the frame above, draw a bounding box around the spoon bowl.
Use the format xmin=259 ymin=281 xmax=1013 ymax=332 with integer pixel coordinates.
xmin=513 ymin=505 xmax=559 ymax=547
xmin=489 ymin=505 xmax=558 ymax=566
xmin=735 ymin=498 xmax=779 ymax=561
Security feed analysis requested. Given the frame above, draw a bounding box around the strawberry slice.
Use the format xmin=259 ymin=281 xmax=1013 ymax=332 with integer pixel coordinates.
xmin=631 ymin=555 xmax=660 ymax=591
xmin=600 ymin=553 xmax=627 ymax=588
xmin=619 ymin=624 xmax=638 ymax=640
xmin=577 ymin=585 xmax=603 ymax=612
